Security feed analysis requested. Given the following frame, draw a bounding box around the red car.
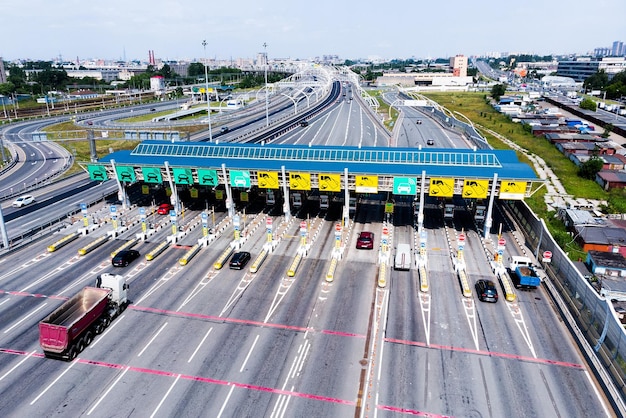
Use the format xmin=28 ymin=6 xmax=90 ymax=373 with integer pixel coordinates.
xmin=356 ymin=231 xmax=374 ymax=250
xmin=157 ymin=203 xmax=174 ymax=215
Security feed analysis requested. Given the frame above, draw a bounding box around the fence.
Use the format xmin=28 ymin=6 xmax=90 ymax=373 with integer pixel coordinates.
xmin=506 ymin=199 xmax=626 ymax=415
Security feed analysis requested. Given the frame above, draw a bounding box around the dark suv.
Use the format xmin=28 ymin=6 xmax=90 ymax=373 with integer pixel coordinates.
xmin=229 ymin=251 xmax=251 ymax=270
xmin=475 ymin=279 xmax=498 ymax=303
xmin=112 ymin=250 xmax=140 ymax=267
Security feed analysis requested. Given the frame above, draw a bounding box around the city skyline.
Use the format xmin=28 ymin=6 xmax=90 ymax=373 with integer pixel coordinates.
xmin=1 ymin=0 xmax=625 ymax=62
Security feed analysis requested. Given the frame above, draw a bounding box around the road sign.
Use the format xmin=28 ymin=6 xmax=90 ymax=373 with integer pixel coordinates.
xmin=542 ymin=250 xmax=553 ymax=262
xmin=458 ymin=233 xmax=466 ymax=242
xmin=335 ymin=223 xmax=341 ymax=232
xmin=382 ymin=238 xmax=388 ymax=245
xmin=267 ymin=217 xmax=273 ymax=227
xmin=498 ymin=238 xmax=506 ymax=247
xmin=382 ymin=226 xmax=389 ymax=235
xmin=300 ymin=221 xmax=307 ymax=229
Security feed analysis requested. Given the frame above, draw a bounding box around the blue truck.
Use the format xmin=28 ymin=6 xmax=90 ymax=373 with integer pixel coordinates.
xmin=509 ymin=256 xmax=541 ymax=289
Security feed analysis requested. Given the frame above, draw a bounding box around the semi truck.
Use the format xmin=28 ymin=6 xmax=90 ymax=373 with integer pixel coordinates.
xmin=39 ymin=273 xmax=129 ymax=360
xmin=509 ymin=256 xmax=541 ymax=288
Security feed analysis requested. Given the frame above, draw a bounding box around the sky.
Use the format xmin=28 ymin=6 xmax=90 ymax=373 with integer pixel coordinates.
xmin=1 ymin=0 xmax=625 ymax=62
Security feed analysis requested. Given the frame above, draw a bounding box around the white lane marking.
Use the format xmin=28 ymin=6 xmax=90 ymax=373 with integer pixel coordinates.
xmin=239 ymin=334 xmax=260 ymax=373
xmin=150 ymin=374 xmax=181 ymax=418
xmin=89 ymin=314 xmax=125 ymax=349
xmin=3 ymin=303 xmax=47 ymax=334
xmin=188 ymin=327 xmax=213 ymax=363
xmin=31 ymin=359 xmax=78 ymax=405
xmin=216 ymin=384 xmax=236 ymax=418
xmin=86 ymin=366 xmax=130 ymax=415
xmin=137 ymin=322 xmax=168 ymax=357
xmin=0 ymin=350 xmax=36 ymax=382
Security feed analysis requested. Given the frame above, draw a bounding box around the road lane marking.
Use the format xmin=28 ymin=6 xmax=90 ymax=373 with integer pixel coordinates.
xmin=151 ymin=373 xmax=181 ymax=418
xmin=137 ymin=322 xmax=168 ymax=357
xmin=86 ymin=366 xmax=130 ymax=415
xmin=217 ymin=384 xmax=236 ymax=418
xmin=3 ymin=303 xmax=47 ymax=334
xmin=0 ymin=350 xmax=36 ymax=382
xmin=30 ymin=359 xmax=78 ymax=405
xmin=188 ymin=327 xmax=213 ymax=363
xmin=239 ymin=334 xmax=260 ymax=373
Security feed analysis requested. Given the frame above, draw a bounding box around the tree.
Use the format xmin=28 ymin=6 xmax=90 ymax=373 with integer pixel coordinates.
xmin=187 ymin=62 xmax=205 ymax=78
xmin=0 ymin=81 xmax=15 ymax=96
xmin=579 ymin=97 xmax=597 ymax=111
xmin=490 ymin=84 xmax=506 ymax=101
xmin=584 ymin=70 xmax=609 ymax=91
xmin=577 ymin=156 xmax=603 ymax=180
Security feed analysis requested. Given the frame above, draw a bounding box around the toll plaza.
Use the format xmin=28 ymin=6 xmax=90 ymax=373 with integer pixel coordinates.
xmin=87 ymin=140 xmax=541 ymax=237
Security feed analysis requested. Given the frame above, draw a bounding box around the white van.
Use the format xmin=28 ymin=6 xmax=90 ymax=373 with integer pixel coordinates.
xmin=394 ymin=243 xmax=412 ymax=271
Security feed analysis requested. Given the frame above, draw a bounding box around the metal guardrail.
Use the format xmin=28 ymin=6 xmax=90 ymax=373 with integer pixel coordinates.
xmin=507 ymin=199 xmax=626 ymax=416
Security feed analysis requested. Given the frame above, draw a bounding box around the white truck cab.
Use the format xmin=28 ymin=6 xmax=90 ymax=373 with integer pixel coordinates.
xmin=394 ymin=244 xmax=412 ymax=271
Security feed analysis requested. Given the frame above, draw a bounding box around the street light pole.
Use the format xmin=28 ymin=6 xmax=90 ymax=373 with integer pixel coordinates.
xmin=202 ymin=40 xmax=213 ymax=142
xmin=263 ymin=42 xmax=269 ymax=127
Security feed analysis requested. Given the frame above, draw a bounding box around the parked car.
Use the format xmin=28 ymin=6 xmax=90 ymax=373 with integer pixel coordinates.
xmin=475 ymin=279 xmax=498 ymax=303
xmin=112 ymin=250 xmax=140 ymax=267
xmin=356 ymin=231 xmax=374 ymax=250
xmin=12 ymin=195 xmax=35 ymax=207
xmin=157 ymin=203 xmax=174 ymax=215
xmin=229 ymin=251 xmax=251 ymax=270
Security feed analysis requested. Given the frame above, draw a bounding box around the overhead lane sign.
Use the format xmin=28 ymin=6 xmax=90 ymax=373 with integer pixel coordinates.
xmin=115 ymin=166 xmax=136 ymax=183
xmin=258 ymin=171 xmax=280 ymax=189
xmin=499 ymin=181 xmax=527 ymax=200
xmin=87 ymin=164 xmax=108 ymax=181
xmin=197 ymin=169 xmax=219 ymax=186
xmin=393 ymin=177 xmax=417 ymax=195
xmin=462 ymin=179 xmax=489 ymax=199
xmin=289 ymin=172 xmax=311 ymax=191
xmin=355 ymin=175 xmax=378 ymax=193
xmin=230 ymin=170 xmax=251 ymax=188
xmin=142 ymin=167 xmax=162 ymax=183
xmin=429 ymin=178 xmax=454 ymax=197
xmin=172 ymin=167 xmax=193 ymax=185
xmin=319 ymin=173 xmax=341 ymax=192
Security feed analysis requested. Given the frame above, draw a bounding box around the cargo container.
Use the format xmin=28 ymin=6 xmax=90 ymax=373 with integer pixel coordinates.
xmin=39 ymin=273 xmax=128 ymax=360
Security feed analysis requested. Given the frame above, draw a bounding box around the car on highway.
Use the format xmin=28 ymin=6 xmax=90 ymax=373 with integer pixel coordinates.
xmin=356 ymin=231 xmax=374 ymax=250
xmin=220 ymin=126 xmax=229 ymax=133
xmin=157 ymin=203 xmax=174 ymax=215
xmin=300 ymin=120 xmax=309 ymax=127
xmin=112 ymin=250 xmax=140 ymax=267
xmin=12 ymin=195 xmax=35 ymax=207
xmin=475 ymin=279 xmax=498 ymax=303
xmin=427 ymin=138 xmax=435 ymax=145
xmin=229 ymin=251 xmax=251 ymax=270
xmin=416 ymin=119 xmax=423 ymax=125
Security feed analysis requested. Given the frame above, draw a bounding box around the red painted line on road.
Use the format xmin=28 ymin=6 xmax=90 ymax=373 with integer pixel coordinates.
xmin=129 ymin=304 xmax=367 ymax=338
xmin=0 ymin=348 xmax=355 ymax=407
xmin=385 ymin=337 xmax=585 ymax=370
xmin=378 ymin=404 xmax=453 ymax=417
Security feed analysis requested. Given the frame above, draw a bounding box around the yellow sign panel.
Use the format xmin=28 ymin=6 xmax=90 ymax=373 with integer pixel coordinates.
xmin=355 ymin=175 xmax=378 ymax=193
xmin=190 ymin=188 xmax=199 ymax=199
xmin=289 ymin=172 xmax=311 ymax=191
xmin=429 ymin=178 xmax=454 ymax=197
xmin=240 ymin=191 xmax=249 ymax=202
xmin=258 ymin=171 xmax=280 ymax=189
xmin=499 ymin=181 xmax=527 ymax=200
xmin=215 ymin=190 xmax=224 ymax=200
xmin=142 ymin=185 xmax=150 ymax=195
xmin=319 ymin=173 xmax=341 ymax=192
xmin=462 ymin=179 xmax=489 ymax=199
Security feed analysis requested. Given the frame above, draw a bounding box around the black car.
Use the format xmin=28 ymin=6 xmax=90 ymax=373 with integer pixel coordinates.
xmin=475 ymin=279 xmax=498 ymax=303
xmin=229 ymin=251 xmax=251 ymax=270
xmin=112 ymin=250 xmax=140 ymax=267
